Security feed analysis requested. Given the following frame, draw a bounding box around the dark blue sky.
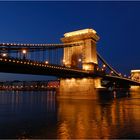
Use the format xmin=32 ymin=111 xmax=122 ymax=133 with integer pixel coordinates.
xmin=0 ymin=1 xmax=140 ymax=80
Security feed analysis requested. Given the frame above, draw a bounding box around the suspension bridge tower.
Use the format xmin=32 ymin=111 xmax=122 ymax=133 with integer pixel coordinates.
xmin=130 ymin=70 xmax=140 ymax=91
xmin=58 ymin=28 xmax=102 ymax=99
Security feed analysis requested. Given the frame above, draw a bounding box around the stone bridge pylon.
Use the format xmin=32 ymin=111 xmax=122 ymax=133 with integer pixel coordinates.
xmin=58 ymin=28 xmax=102 ymax=99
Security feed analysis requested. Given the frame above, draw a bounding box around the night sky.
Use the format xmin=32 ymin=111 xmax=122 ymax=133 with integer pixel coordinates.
xmin=0 ymin=1 xmax=140 ymax=80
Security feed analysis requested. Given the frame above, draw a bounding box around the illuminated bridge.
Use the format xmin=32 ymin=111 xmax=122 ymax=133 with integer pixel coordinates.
xmin=0 ymin=28 xmax=139 ymax=95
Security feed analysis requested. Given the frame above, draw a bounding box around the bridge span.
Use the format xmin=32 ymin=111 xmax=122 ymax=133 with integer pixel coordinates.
xmin=0 ymin=56 xmax=139 ymax=86
xmin=0 ymin=28 xmax=139 ymax=98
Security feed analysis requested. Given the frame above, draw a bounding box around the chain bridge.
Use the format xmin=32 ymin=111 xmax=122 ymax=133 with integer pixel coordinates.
xmin=0 ymin=28 xmax=139 ymax=98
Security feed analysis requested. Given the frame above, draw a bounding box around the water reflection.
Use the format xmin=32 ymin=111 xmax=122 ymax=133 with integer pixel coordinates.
xmin=0 ymin=91 xmax=57 ymax=139
xmin=0 ymin=90 xmax=140 ymax=139
xmin=57 ymin=91 xmax=140 ymax=139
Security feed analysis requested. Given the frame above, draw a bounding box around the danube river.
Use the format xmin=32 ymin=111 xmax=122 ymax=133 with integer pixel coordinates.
xmin=0 ymin=90 xmax=140 ymax=139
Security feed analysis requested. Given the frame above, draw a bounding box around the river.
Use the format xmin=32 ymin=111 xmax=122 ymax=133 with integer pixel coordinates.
xmin=0 ymin=90 xmax=140 ymax=139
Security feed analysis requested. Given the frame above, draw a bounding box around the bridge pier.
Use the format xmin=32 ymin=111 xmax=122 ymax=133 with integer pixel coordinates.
xmin=58 ymin=78 xmax=102 ymax=99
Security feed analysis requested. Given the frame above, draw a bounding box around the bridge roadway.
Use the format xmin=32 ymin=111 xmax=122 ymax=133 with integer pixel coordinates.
xmin=0 ymin=57 xmax=140 ymax=86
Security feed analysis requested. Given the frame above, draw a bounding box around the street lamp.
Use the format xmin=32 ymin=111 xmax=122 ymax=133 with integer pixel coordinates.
xmin=103 ymin=64 xmax=106 ymax=68
xmin=2 ymin=53 xmax=7 ymax=57
xmin=22 ymin=49 xmax=27 ymax=59
xmin=45 ymin=60 xmax=49 ymax=64
xmin=110 ymin=71 xmax=114 ymax=75
xmin=62 ymin=59 xmax=65 ymax=66
xmin=22 ymin=50 xmax=27 ymax=54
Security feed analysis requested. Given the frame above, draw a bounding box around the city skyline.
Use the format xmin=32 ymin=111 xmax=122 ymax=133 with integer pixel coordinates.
xmin=0 ymin=1 xmax=139 ymax=80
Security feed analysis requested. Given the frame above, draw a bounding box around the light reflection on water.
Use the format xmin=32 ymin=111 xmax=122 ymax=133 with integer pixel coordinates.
xmin=0 ymin=90 xmax=140 ymax=139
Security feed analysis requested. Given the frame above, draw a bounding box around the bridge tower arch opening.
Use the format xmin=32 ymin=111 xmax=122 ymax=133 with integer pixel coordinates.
xmin=58 ymin=28 xmax=102 ymax=99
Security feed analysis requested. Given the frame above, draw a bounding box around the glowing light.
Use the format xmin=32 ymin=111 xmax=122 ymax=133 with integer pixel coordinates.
xmin=119 ymin=73 xmax=122 ymax=76
xmin=83 ymin=78 xmax=87 ymax=81
xmin=2 ymin=53 xmax=7 ymax=57
xmin=66 ymin=79 xmax=70 ymax=82
xmin=78 ymin=58 xmax=82 ymax=62
xmin=45 ymin=61 xmax=49 ymax=64
xmin=64 ymin=29 xmax=97 ymax=37
xmin=62 ymin=59 xmax=66 ymax=64
xmin=103 ymin=64 xmax=106 ymax=68
xmin=84 ymin=65 xmax=89 ymax=70
xmin=71 ymin=78 xmax=75 ymax=82
xmin=101 ymin=68 xmax=104 ymax=71
xmin=131 ymin=70 xmax=140 ymax=73
xmin=111 ymin=71 xmax=114 ymax=74
xmin=22 ymin=49 xmax=27 ymax=54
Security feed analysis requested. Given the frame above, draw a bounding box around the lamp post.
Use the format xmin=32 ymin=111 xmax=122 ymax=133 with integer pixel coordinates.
xmin=2 ymin=53 xmax=7 ymax=57
xmin=22 ymin=49 xmax=27 ymax=59
xmin=45 ymin=60 xmax=49 ymax=64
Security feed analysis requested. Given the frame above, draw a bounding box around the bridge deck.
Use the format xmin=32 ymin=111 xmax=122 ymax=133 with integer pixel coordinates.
xmin=0 ymin=57 xmax=139 ymax=86
xmin=0 ymin=57 xmax=92 ymax=78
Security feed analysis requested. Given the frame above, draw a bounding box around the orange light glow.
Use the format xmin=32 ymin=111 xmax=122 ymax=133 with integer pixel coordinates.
xmin=64 ymin=28 xmax=97 ymax=37
xmin=2 ymin=53 xmax=7 ymax=57
xmin=78 ymin=58 xmax=82 ymax=62
xmin=45 ymin=61 xmax=49 ymax=64
xmin=22 ymin=49 xmax=27 ymax=54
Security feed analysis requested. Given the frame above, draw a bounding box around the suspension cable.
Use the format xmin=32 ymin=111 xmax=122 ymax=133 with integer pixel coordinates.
xmin=0 ymin=42 xmax=121 ymax=77
xmin=97 ymin=52 xmax=121 ymax=77
xmin=0 ymin=42 xmax=82 ymax=50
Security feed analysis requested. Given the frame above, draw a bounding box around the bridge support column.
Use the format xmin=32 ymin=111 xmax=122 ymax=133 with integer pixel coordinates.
xmin=58 ymin=78 xmax=100 ymax=99
xmin=58 ymin=29 xmax=104 ymax=99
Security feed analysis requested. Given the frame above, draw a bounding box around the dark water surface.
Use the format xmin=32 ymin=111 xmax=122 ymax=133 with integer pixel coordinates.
xmin=0 ymin=90 xmax=140 ymax=139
